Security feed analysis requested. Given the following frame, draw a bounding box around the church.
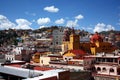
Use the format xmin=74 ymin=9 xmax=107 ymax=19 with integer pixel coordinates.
xmin=62 ymin=31 xmax=116 ymax=55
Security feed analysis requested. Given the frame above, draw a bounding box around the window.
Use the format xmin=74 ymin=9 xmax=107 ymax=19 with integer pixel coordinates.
xmin=41 ymin=60 xmax=43 ymax=63
xmin=107 ymin=58 xmax=113 ymax=62
xmin=35 ymin=55 xmax=40 ymax=59
xmin=102 ymin=58 xmax=105 ymax=62
xmin=114 ymin=58 xmax=117 ymax=62
xmin=119 ymin=61 xmax=120 ymax=64
xmin=56 ymin=42 xmax=58 ymax=44
xmin=51 ymin=66 xmax=53 ymax=67
xmin=97 ymin=67 xmax=101 ymax=71
xmin=110 ymin=68 xmax=114 ymax=72
xmin=68 ymin=58 xmax=71 ymax=61
xmin=117 ymin=68 xmax=120 ymax=75
xmin=51 ymin=42 xmax=53 ymax=45
xmin=56 ymin=36 xmax=58 ymax=38
xmin=65 ymin=58 xmax=67 ymax=61
xmin=102 ymin=67 xmax=106 ymax=72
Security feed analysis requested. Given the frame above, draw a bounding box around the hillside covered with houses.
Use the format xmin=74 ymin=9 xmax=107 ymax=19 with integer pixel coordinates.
xmin=0 ymin=26 xmax=120 ymax=80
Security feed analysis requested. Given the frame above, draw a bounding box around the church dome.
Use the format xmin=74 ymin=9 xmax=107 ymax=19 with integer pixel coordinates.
xmin=90 ymin=32 xmax=103 ymax=43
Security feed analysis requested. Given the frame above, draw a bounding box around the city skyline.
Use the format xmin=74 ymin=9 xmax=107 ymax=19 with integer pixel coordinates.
xmin=0 ymin=0 xmax=120 ymax=33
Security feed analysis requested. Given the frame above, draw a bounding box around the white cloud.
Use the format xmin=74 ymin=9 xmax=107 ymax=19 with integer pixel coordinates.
xmin=0 ymin=15 xmax=16 ymax=30
xmin=93 ymin=23 xmax=115 ymax=33
xmin=44 ymin=6 xmax=59 ymax=13
xmin=66 ymin=14 xmax=84 ymax=27
xmin=0 ymin=15 xmax=32 ymax=30
xmin=15 ymin=19 xmax=32 ymax=29
xmin=39 ymin=25 xmax=46 ymax=29
xmin=66 ymin=20 xmax=78 ymax=27
xmin=106 ymin=25 xmax=115 ymax=31
xmin=55 ymin=18 xmax=64 ymax=24
xmin=75 ymin=14 xmax=84 ymax=20
xmin=37 ymin=17 xmax=50 ymax=25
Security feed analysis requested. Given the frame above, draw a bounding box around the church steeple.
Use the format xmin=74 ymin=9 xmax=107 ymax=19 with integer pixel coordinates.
xmin=68 ymin=28 xmax=80 ymax=50
xmin=71 ymin=27 xmax=75 ymax=34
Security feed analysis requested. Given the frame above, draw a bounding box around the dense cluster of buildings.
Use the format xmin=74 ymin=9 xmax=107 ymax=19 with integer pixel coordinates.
xmin=0 ymin=27 xmax=120 ymax=80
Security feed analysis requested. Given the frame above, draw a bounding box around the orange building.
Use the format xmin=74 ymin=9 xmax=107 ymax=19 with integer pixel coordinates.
xmin=32 ymin=52 xmax=41 ymax=63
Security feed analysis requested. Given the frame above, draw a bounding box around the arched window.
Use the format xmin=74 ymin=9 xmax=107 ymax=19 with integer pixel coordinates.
xmin=97 ymin=67 xmax=101 ymax=71
xmin=117 ymin=68 xmax=120 ymax=75
xmin=102 ymin=67 xmax=106 ymax=72
xmin=110 ymin=68 xmax=114 ymax=72
xmin=68 ymin=58 xmax=71 ymax=61
xmin=65 ymin=58 xmax=67 ymax=61
xmin=51 ymin=66 xmax=53 ymax=67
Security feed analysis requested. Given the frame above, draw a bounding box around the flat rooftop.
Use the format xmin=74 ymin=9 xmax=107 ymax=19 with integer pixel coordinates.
xmin=85 ymin=55 xmax=120 ymax=58
xmin=6 ymin=63 xmax=53 ymax=71
xmin=0 ymin=61 xmax=67 ymax=80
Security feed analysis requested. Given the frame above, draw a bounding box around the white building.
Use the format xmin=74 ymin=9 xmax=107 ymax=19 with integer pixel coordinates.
xmin=12 ymin=46 xmax=23 ymax=55
xmin=5 ymin=53 xmax=15 ymax=61
xmin=90 ymin=52 xmax=120 ymax=80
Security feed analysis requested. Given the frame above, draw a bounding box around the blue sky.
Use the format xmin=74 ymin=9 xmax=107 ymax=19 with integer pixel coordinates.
xmin=0 ymin=0 xmax=120 ymax=33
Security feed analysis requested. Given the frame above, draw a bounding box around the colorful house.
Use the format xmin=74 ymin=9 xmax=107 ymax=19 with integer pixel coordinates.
xmin=62 ymin=49 xmax=94 ymax=70
xmin=62 ymin=32 xmax=116 ymax=55
xmin=49 ymin=49 xmax=94 ymax=71
xmin=90 ymin=32 xmax=116 ymax=55
xmin=63 ymin=49 xmax=86 ymax=61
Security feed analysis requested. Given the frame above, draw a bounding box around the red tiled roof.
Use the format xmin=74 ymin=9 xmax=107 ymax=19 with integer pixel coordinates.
xmin=70 ymin=49 xmax=86 ymax=56
xmin=34 ymin=66 xmax=53 ymax=71
xmin=7 ymin=63 xmax=53 ymax=71
xmin=7 ymin=64 xmax=22 ymax=68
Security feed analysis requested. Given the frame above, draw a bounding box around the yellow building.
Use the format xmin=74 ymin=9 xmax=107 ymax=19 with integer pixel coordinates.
xmin=62 ymin=32 xmax=116 ymax=55
xmin=62 ymin=33 xmax=80 ymax=54
xmin=32 ymin=52 xmax=40 ymax=63
xmin=68 ymin=34 xmax=80 ymax=50
xmin=32 ymin=51 xmax=52 ymax=63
